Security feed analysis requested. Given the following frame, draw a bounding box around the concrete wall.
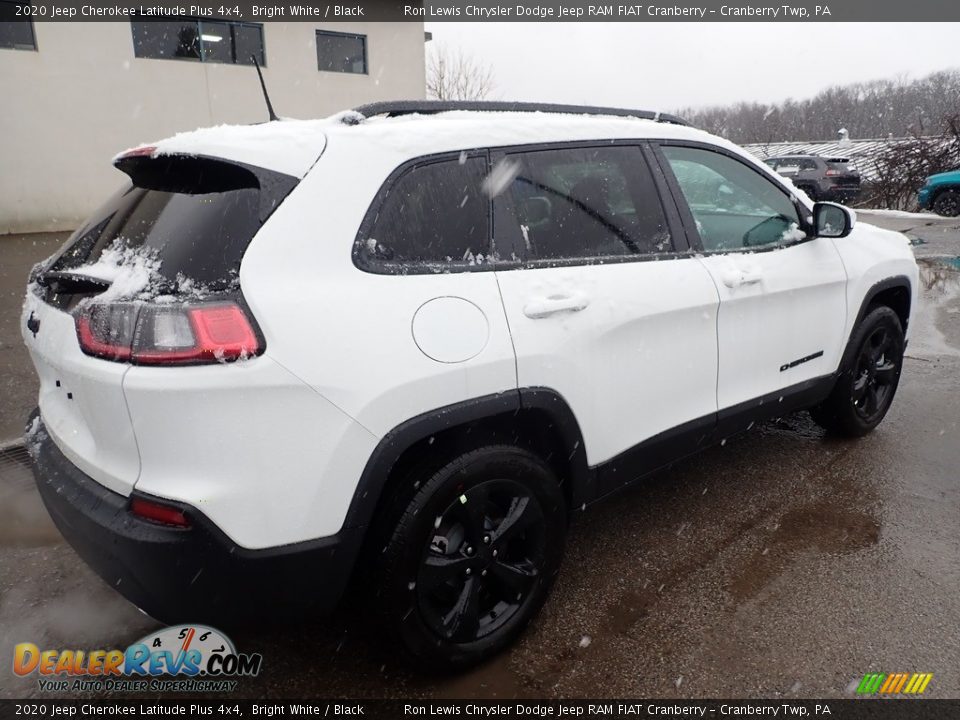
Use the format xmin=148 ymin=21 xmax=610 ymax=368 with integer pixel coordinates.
xmin=0 ymin=22 xmax=425 ymax=233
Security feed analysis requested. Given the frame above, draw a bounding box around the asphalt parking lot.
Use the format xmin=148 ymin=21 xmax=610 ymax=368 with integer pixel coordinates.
xmin=1 ymin=211 xmax=958 ymax=699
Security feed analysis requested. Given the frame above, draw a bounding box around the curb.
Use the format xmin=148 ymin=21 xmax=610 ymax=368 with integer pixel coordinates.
xmin=0 ymin=438 xmax=25 ymax=453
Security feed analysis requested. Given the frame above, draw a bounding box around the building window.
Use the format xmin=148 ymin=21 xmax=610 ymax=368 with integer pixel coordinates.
xmin=0 ymin=1 xmax=37 ymax=51
xmin=316 ymin=30 xmax=367 ymax=74
xmin=131 ymin=20 xmax=265 ymax=66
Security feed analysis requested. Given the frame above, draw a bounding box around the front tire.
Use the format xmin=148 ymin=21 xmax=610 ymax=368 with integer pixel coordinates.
xmin=811 ymin=306 xmax=905 ymax=437
xmin=932 ymin=189 xmax=960 ymax=217
xmin=377 ymin=446 xmax=567 ymax=671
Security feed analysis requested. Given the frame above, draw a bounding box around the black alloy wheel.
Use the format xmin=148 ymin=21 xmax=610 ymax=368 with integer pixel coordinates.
xmin=376 ymin=445 xmax=566 ymax=670
xmin=850 ymin=324 xmax=899 ymax=423
xmin=417 ymin=478 xmax=546 ymax=643
xmin=810 ymin=306 xmax=904 ymax=437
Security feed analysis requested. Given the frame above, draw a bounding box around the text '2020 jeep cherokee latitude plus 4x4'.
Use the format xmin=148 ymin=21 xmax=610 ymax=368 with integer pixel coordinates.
xmin=23 ymin=101 xmax=918 ymax=670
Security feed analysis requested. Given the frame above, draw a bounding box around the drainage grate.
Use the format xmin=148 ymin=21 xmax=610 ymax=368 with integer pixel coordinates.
xmin=0 ymin=442 xmax=31 ymax=480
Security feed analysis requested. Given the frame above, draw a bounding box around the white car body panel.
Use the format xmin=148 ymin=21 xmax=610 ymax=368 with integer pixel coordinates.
xmin=495 ymin=259 xmax=720 ymax=466
xmin=239 ymin=138 xmax=518 ymax=440
xmin=21 ymin=292 xmax=139 ymax=495
xmin=697 ymin=237 xmax=848 ymax=410
xmin=124 ymin=357 xmax=377 ymax=548
xmin=829 ymin=221 xmax=919 ymax=344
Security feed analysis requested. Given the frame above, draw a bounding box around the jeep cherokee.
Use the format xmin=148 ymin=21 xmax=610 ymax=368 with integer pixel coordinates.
xmin=23 ymin=101 xmax=918 ymax=670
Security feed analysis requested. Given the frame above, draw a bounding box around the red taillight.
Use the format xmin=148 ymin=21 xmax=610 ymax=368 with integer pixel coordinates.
xmin=130 ymin=496 xmax=191 ymax=527
xmin=76 ymin=314 xmax=133 ymax=361
xmin=75 ymin=300 xmax=261 ymax=365
xmin=75 ymin=303 xmax=137 ymax=361
xmin=825 ymin=170 xmax=841 ymax=177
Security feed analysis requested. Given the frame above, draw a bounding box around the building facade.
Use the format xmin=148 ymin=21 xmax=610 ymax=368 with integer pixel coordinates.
xmin=0 ymin=18 xmax=426 ymax=233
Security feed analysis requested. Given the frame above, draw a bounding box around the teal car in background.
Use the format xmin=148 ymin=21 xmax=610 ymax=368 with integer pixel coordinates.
xmin=918 ymin=169 xmax=960 ymax=216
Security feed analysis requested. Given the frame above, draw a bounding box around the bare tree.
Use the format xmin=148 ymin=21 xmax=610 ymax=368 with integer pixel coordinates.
xmin=864 ymin=113 xmax=960 ymax=210
xmin=678 ymin=68 xmax=960 ymax=144
xmin=426 ymin=43 xmax=495 ymax=102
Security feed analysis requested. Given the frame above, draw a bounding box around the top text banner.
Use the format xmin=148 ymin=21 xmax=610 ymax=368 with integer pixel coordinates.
xmin=15 ymin=0 xmax=960 ymax=21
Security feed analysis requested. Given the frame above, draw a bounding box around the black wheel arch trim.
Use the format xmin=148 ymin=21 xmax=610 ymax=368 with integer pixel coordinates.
xmin=844 ymin=275 xmax=913 ymax=371
xmin=822 ymin=275 xmax=912 ymax=393
xmin=342 ymin=388 xmax=593 ymax=532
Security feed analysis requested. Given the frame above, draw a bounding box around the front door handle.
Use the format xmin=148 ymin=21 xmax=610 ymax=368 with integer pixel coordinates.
xmin=722 ymin=267 xmax=764 ymax=288
xmin=523 ymin=293 xmax=590 ymax=319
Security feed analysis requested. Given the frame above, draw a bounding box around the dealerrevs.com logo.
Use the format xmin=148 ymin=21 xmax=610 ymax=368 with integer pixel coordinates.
xmin=13 ymin=625 xmax=262 ymax=693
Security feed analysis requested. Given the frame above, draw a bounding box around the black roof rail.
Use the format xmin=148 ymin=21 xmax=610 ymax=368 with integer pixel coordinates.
xmin=349 ymin=100 xmax=690 ymax=127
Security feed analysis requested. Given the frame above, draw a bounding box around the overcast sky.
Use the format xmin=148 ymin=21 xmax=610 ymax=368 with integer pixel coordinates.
xmin=423 ymin=23 xmax=960 ymax=111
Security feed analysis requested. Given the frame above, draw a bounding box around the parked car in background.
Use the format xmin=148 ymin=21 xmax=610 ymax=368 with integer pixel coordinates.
xmin=764 ymin=155 xmax=861 ymax=203
xmin=24 ymin=101 xmax=917 ymax=671
xmin=918 ymin=169 xmax=960 ymax=216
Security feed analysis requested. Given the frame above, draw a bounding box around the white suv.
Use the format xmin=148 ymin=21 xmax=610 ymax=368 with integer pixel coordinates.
xmin=23 ymin=101 xmax=918 ymax=670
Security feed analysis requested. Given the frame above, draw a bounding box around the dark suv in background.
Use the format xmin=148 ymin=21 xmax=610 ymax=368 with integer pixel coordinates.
xmin=765 ymin=155 xmax=861 ymax=203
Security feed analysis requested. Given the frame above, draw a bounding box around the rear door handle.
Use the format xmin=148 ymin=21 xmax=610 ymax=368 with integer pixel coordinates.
xmin=523 ymin=293 xmax=590 ymax=319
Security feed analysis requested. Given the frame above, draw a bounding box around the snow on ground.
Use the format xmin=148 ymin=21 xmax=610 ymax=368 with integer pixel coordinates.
xmin=858 ymin=209 xmax=944 ymax=220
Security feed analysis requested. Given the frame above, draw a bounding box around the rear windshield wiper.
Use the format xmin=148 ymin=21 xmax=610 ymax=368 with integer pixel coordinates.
xmin=37 ymin=270 xmax=112 ymax=294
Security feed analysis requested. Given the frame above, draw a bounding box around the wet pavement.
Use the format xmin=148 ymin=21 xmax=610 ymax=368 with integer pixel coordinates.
xmin=1 ymin=214 xmax=959 ymax=699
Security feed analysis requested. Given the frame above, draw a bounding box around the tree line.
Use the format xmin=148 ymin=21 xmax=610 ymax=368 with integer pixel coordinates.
xmin=678 ymin=68 xmax=960 ymax=144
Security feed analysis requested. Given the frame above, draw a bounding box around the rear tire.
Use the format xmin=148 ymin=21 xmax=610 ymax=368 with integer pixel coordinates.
xmin=376 ymin=445 xmax=567 ymax=671
xmin=932 ymin=189 xmax=960 ymax=217
xmin=810 ymin=306 xmax=904 ymax=437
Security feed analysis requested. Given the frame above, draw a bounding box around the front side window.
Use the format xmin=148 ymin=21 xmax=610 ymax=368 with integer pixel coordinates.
xmin=492 ymin=146 xmax=671 ymax=262
xmin=662 ymin=145 xmax=802 ymax=251
xmin=0 ymin=1 xmax=36 ymax=50
xmin=316 ymin=30 xmax=367 ymax=74
xmin=357 ymin=156 xmax=490 ymax=269
xmin=131 ymin=20 xmax=264 ymax=66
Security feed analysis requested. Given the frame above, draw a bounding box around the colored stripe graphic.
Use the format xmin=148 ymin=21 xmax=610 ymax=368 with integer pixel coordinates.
xmin=904 ymin=674 xmax=921 ymax=694
xmin=865 ymin=673 xmax=885 ymax=693
xmin=856 ymin=672 xmax=932 ymax=695
xmin=879 ymin=674 xmax=897 ymax=693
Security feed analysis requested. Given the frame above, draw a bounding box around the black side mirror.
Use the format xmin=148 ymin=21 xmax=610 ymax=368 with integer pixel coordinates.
xmin=814 ymin=202 xmax=855 ymax=238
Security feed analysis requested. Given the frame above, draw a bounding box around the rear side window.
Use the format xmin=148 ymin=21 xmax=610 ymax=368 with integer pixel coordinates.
xmin=357 ymin=156 xmax=490 ymax=270
xmin=492 ymin=146 xmax=671 ymax=261
xmin=47 ymin=157 xmax=296 ymax=292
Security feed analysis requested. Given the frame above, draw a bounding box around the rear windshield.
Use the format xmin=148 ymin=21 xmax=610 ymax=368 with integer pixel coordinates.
xmin=827 ymin=160 xmax=856 ymax=172
xmin=46 ymin=156 xmax=297 ymax=292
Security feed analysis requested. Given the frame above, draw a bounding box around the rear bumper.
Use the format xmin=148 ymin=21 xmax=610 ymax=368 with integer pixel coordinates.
xmin=27 ymin=411 xmax=363 ymax=623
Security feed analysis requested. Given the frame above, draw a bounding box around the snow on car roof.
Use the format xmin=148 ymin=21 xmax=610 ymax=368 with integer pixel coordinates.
xmin=115 ymin=118 xmax=333 ymax=178
xmin=115 ymin=108 xmax=742 ymax=179
xmin=327 ymin=109 xmax=718 ymax=155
